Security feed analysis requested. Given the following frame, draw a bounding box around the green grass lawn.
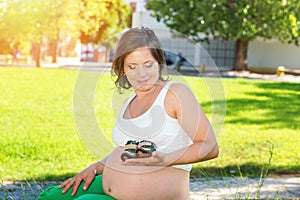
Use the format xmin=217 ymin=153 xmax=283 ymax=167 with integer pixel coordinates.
xmin=0 ymin=67 xmax=299 ymax=181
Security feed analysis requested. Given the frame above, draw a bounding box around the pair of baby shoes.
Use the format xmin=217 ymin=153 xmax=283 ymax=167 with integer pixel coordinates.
xmin=121 ymin=140 xmax=157 ymax=161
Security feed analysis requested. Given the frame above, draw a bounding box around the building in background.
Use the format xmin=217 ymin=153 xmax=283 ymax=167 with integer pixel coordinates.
xmin=128 ymin=0 xmax=300 ymax=72
xmin=128 ymin=0 xmax=236 ymax=72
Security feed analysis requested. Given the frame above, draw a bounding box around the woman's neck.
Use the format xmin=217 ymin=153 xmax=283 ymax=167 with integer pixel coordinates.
xmin=134 ymin=80 xmax=164 ymax=100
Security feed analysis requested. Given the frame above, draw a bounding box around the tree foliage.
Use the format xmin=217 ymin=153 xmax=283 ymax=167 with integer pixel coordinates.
xmin=0 ymin=1 xmax=32 ymax=54
xmin=0 ymin=0 xmax=130 ymax=66
xmin=79 ymin=0 xmax=130 ymax=47
xmin=147 ymin=0 xmax=300 ymax=70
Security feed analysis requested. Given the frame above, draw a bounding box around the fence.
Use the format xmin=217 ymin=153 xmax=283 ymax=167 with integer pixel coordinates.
xmin=160 ymin=37 xmax=236 ymax=72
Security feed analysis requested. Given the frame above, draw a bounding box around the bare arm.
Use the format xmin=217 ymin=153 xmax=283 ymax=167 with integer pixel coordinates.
xmin=165 ymin=83 xmax=218 ymax=165
xmin=59 ymin=157 xmax=107 ymax=196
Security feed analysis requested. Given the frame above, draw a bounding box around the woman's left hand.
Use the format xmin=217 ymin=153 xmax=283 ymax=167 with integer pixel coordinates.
xmin=122 ymin=151 xmax=168 ymax=166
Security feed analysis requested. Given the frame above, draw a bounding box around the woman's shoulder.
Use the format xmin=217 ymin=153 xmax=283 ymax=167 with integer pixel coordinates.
xmin=165 ymin=81 xmax=196 ymax=104
xmin=167 ymin=81 xmax=193 ymax=96
xmin=164 ymin=81 xmax=198 ymax=119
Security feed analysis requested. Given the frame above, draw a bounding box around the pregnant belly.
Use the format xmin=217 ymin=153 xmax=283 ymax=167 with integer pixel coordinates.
xmin=102 ymin=148 xmax=190 ymax=200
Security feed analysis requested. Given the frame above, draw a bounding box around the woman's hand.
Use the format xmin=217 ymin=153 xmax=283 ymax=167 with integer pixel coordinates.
xmin=122 ymin=151 xmax=168 ymax=166
xmin=58 ymin=164 xmax=98 ymax=196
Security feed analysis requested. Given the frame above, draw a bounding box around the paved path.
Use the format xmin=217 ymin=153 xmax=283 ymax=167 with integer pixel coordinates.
xmin=1 ymin=177 xmax=300 ymax=199
xmin=189 ymin=177 xmax=300 ymax=199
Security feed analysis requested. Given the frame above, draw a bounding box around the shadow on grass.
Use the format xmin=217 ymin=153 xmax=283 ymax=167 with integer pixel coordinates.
xmin=191 ymin=163 xmax=300 ymax=178
xmin=197 ymin=80 xmax=300 ymax=178
xmin=21 ymin=162 xmax=300 ymax=182
xmin=202 ymin=81 xmax=300 ymax=129
xmin=25 ymin=173 xmax=77 ymax=182
xmin=244 ymin=81 xmax=299 ymax=129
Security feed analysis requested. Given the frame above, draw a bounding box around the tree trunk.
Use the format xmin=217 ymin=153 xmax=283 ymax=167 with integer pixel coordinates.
xmin=35 ymin=42 xmax=41 ymax=68
xmin=233 ymin=39 xmax=249 ymax=71
xmin=51 ymin=38 xmax=58 ymax=63
xmin=31 ymin=42 xmax=41 ymax=68
xmin=105 ymin=46 xmax=110 ymax=62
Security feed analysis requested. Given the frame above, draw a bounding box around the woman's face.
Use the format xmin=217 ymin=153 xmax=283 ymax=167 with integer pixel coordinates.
xmin=124 ymin=47 xmax=160 ymax=91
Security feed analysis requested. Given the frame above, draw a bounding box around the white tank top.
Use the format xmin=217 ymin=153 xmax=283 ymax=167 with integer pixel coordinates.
xmin=112 ymin=81 xmax=193 ymax=171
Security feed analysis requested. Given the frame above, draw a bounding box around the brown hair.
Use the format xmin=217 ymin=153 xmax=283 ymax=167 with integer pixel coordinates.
xmin=111 ymin=27 xmax=167 ymax=90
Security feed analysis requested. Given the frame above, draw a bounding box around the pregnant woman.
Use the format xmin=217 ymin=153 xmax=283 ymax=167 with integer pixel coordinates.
xmin=38 ymin=27 xmax=218 ymax=200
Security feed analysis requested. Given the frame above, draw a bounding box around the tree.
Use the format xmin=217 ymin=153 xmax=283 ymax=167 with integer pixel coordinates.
xmin=0 ymin=0 xmax=130 ymax=67
xmin=0 ymin=0 xmax=32 ymax=56
xmin=0 ymin=0 xmax=80 ymax=67
xmin=147 ymin=0 xmax=300 ymax=71
xmin=40 ymin=0 xmax=81 ymax=63
xmin=78 ymin=0 xmax=130 ymax=61
xmin=27 ymin=0 xmax=82 ymax=67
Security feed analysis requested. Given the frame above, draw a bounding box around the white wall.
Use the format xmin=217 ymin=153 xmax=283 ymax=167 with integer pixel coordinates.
xmin=132 ymin=11 xmax=171 ymax=38
xmin=248 ymin=39 xmax=300 ymax=70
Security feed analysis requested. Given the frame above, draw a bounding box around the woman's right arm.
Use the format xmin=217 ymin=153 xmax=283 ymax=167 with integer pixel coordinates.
xmin=59 ymin=157 xmax=107 ymax=196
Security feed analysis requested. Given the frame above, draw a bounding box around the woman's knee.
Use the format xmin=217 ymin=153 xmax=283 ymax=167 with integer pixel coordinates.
xmin=38 ymin=175 xmax=105 ymax=200
xmin=74 ymin=194 xmax=115 ymax=200
xmin=38 ymin=185 xmax=72 ymax=200
xmin=38 ymin=186 xmax=62 ymax=200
